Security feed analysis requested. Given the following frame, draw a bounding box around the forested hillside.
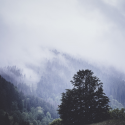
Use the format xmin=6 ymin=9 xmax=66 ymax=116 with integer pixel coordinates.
xmin=0 ymin=75 xmax=58 ymax=125
xmin=0 ymin=51 xmax=125 ymax=111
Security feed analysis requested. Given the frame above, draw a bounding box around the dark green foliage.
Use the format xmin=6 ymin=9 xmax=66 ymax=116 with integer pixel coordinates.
xmin=21 ymin=95 xmax=57 ymax=119
xmin=0 ymin=75 xmax=56 ymax=125
xmin=49 ymin=118 xmax=63 ymax=125
xmin=109 ymin=108 xmax=125 ymax=119
xmin=58 ymin=69 xmax=110 ymax=125
xmin=0 ymin=75 xmax=23 ymax=111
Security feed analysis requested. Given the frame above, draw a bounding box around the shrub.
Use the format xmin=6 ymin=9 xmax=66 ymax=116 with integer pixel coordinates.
xmin=49 ymin=118 xmax=63 ymax=125
xmin=109 ymin=108 xmax=125 ymax=119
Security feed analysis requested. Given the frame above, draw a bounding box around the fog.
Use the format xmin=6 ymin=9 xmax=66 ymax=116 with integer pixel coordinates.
xmin=0 ymin=0 xmax=125 ymax=84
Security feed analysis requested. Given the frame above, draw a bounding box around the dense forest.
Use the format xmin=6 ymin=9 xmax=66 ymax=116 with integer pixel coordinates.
xmin=0 ymin=51 xmax=125 ymax=124
xmin=0 ymin=75 xmax=58 ymax=125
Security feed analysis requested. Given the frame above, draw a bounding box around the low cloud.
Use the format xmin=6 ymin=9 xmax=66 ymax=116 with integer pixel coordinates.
xmin=0 ymin=0 xmax=125 ymax=84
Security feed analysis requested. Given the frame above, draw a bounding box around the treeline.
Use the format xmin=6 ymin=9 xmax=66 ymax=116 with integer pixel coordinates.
xmin=49 ymin=69 xmax=125 ymax=125
xmin=49 ymin=108 xmax=125 ymax=125
xmin=0 ymin=75 xmax=58 ymax=125
xmin=0 ymin=65 xmax=70 ymax=109
xmin=1 ymin=52 xmax=125 ymax=111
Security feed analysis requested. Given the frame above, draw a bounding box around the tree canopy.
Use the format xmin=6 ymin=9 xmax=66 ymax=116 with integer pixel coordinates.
xmin=58 ymin=69 xmax=110 ymax=125
xmin=0 ymin=75 xmax=57 ymax=125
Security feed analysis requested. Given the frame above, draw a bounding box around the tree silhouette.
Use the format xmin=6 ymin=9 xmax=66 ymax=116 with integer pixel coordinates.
xmin=58 ymin=69 xmax=110 ymax=125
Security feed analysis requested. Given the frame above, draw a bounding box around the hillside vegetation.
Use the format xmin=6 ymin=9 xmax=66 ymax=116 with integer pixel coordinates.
xmin=1 ymin=52 xmax=125 ymax=125
xmin=0 ymin=52 xmax=125 ymax=110
xmin=0 ymin=75 xmax=58 ymax=125
xmin=50 ymin=69 xmax=125 ymax=125
xmin=89 ymin=119 xmax=125 ymax=125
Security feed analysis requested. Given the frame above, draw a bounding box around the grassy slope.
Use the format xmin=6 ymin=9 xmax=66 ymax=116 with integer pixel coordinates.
xmin=89 ymin=119 xmax=125 ymax=125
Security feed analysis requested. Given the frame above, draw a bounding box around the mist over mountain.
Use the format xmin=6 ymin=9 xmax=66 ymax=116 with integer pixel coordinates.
xmin=0 ymin=66 xmax=25 ymax=85
xmin=1 ymin=1 xmax=125 ymax=124
xmin=0 ymin=50 xmax=125 ymax=109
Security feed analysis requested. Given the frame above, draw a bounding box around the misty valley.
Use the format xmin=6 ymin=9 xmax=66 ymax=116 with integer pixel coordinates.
xmin=1 ymin=52 xmax=125 ymax=125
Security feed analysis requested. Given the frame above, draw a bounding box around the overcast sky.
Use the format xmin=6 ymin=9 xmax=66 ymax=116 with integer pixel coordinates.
xmin=0 ymin=0 xmax=125 ymax=83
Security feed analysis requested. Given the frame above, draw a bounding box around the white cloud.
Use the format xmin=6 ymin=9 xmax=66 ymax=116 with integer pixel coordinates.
xmin=102 ymin=0 xmax=121 ymax=7
xmin=0 ymin=0 xmax=125 ymax=83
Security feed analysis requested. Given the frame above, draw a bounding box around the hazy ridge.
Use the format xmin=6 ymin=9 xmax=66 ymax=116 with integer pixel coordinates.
xmin=0 ymin=50 xmax=125 ymax=110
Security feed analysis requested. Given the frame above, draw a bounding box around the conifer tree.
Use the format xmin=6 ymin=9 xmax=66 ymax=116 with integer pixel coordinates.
xmin=58 ymin=69 xmax=110 ymax=125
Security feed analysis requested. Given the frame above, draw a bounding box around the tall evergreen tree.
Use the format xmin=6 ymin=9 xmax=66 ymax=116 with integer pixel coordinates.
xmin=58 ymin=69 xmax=110 ymax=125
